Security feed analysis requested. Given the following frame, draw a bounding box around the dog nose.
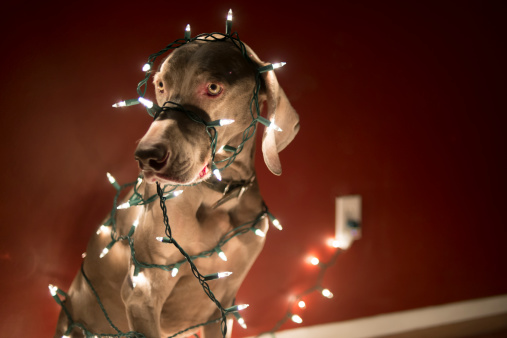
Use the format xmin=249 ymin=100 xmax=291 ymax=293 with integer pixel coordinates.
xmin=134 ymin=144 xmax=169 ymax=171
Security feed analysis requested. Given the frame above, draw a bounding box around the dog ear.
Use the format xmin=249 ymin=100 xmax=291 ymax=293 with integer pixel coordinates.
xmin=245 ymin=45 xmax=300 ymax=176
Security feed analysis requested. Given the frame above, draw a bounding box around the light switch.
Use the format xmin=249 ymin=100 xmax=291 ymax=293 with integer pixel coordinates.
xmin=334 ymin=195 xmax=362 ymax=249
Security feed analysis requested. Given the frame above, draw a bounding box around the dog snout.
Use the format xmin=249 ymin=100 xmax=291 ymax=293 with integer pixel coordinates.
xmin=134 ymin=144 xmax=169 ymax=171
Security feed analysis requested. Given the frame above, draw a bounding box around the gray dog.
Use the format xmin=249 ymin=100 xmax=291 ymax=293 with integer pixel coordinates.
xmin=55 ymin=34 xmax=299 ymax=338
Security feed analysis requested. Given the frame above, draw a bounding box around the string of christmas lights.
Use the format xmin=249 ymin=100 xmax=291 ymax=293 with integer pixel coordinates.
xmin=50 ymin=9 xmax=353 ymax=338
xmin=255 ymin=242 xmax=345 ymax=337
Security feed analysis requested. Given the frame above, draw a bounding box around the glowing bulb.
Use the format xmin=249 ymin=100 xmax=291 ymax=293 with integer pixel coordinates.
xmin=62 ymin=335 xmax=70 ymax=338
xmin=271 ymin=218 xmax=282 ymax=230
xmin=204 ymin=271 xmax=233 ymax=281
xmin=112 ymin=98 xmax=139 ymax=108
xmin=96 ymin=225 xmax=110 ymax=235
xmin=207 ymin=119 xmax=235 ymax=127
xmin=81 ymin=252 xmax=87 ymax=258
xmin=237 ymin=316 xmax=247 ymax=329
xmin=322 ymin=288 xmax=334 ymax=299
xmin=272 ymin=62 xmax=286 ymax=69
xmin=164 ymin=189 xmax=184 ymax=199
xmin=258 ymin=62 xmax=287 ymax=73
xmin=132 ymin=271 xmax=146 ymax=288
xmin=99 ymin=248 xmax=109 ymax=258
xmin=226 ymin=9 xmax=233 ymax=34
xmin=142 ymin=63 xmax=151 ymax=72
xmin=112 ymin=101 xmax=126 ymax=108
xmin=310 ymin=256 xmax=320 ymax=265
xmin=220 ymin=119 xmax=235 ymax=126
xmin=267 ymin=212 xmax=283 ymax=230
xmin=226 ymin=304 xmax=249 ymax=312
xmin=298 ymin=300 xmax=306 ymax=309
xmin=329 ymin=238 xmax=347 ymax=249
xmin=291 ymin=314 xmax=303 ymax=324
xmin=213 ymin=168 xmax=222 ymax=181
xmin=156 ymin=236 xmax=172 ymax=243
xmin=267 ymin=119 xmax=283 ymax=132
xmin=138 ymin=97 xmax=154 ymax=109
xmin=171 ymin=265 xmax=180 ymax=277
xmin=127 ymin=218 xmax=140 ymax=237
xmin=48 ymin=284 xmax=58 ymax=296
xmin=106 ymin=172 xmax=115 ymax=184
xmin=253 ymin=228 xmax=265 ymax=237
xmin=256 ymin=116 xmax=283 ymax=132
xmin=218 ymin=271 xmax=233 ymax=278
xmin=117 ymin=201 xmax=131 ymax=209
xmin=217 ymin=248 xmax=227 ymax=261
xmin=100 ymin=241 xmax=115 ymax=258
xmin=185 ymin=24 xmax=191 ymax=40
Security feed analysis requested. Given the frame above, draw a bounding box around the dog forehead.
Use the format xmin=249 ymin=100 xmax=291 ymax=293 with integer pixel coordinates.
xmin=161 ymin=41 xmax=255 ymax=81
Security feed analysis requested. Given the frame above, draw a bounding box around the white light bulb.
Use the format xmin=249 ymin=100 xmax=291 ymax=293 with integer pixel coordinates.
xmin=171 ymin=266 xmax=179 ymax=277
xmin=272 ymin=62 xmax=286 ymax=69
xmin=132 ymin=219 xmax=139 ymax=227
xmin=268 ymin=120 xmax=283 ymax=132
xmin=156 ymin=236 xmax=163 ymax=242
xmin=142 ymin=63 xmax=151 ymax=72
xmin=237 ymin=304 xmax=249 ymax=311
xmin=237 ymin=317 xmax=247 ymax=329
xmin=213 ymin=168 xmax=222 ymax=181
xmin=164 ymin=189 xmax=184 ymax=199
xmin=330 ymin=238 xmax=347 ymax=249
xmin=291 ymin=314 xmax=303 ymax=324
xmin=96 ymin=225 xmax=109 ymax=235
xmin=218 ymin=250 xmax=227 ymax=261
xmin=254 ymin=228 xmax=265 ymax=237
xmin=298 ymin=300 xmax=306 ymax=308
xmin=138 ymin=97 xmax=154 ymax=109
xmin=218 ymin=271 xmax=233 ymax=278
xmin=132 ymin=271 xmax=146 ymax=288
xmin=117 ymin=201 xmax=131 ymax=210
xmin=48 ymin=284 xmax=58 ymax=296
xmin=106 ymin=172 xmax=116 ymax=184
xmin=186 ymin=24 xmax=190 ymax=32
xmin=99 ymin=247 xmax=109 ymax=259
xmin=271 ymin=218 xmax=282 ymax=230
xmin=322 ymin=288 xmax=334 ymax=299
xmin=227 ymin=9 xmax=233 ymax=21
xmin=219 ymin=119 xmax=235 ymax=126
xmin=310 ymin=256 xmax=320 ymax=265
xmin=112 ymin=100 xmax=127 ymax=108
xmin=81 ymin=252 xmax=87 ymax=258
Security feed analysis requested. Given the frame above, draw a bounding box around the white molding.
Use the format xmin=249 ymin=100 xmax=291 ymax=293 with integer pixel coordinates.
xmin=252 ymin=294 xmax=507 ymax=338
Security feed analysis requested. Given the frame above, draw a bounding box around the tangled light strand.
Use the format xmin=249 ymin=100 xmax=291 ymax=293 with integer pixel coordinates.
xmin=49 ymin=10 xmax=336 ymax=338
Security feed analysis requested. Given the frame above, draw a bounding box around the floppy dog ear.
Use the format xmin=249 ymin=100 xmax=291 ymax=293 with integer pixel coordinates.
xmin=245 ymin=46 xmax=300 ymax=176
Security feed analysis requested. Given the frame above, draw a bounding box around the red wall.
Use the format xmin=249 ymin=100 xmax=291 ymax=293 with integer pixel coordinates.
xmin=0 ymin=1 xmax=505 ymax=336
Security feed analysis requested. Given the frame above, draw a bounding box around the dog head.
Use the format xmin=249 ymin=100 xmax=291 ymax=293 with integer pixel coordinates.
xmin=134 ymin=37 xmax=299 ymax=185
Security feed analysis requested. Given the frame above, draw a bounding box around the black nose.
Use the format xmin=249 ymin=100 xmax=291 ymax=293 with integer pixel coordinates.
xmin=134 ymin=144 xmax=169 ymax=171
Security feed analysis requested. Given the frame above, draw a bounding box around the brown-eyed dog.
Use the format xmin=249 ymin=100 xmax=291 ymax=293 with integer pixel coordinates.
xmin=55 ymin=35 xmax=299 ymax=338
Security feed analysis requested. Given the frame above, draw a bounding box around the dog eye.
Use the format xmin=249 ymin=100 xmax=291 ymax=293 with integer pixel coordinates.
xmin=207 ymin=83 xmax=222 ymax=96
xmin=157 ymin=81 xmax=164 ymax=93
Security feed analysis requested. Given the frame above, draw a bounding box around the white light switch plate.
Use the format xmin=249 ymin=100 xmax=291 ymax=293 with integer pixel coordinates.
xmin=335 ymin=195 xmax=362 ymax=249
